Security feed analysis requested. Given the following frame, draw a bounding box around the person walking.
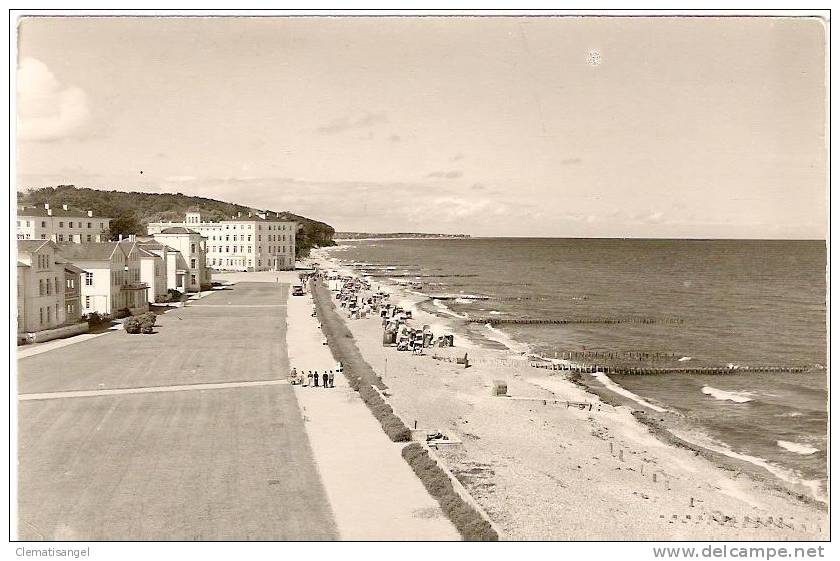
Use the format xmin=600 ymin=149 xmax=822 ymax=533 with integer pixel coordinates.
xmin=313 ymin=370 xmax=319 ymax=387
xmin=322 ymin=371 xmax=328 ymax=388
xmin=328 ymin=370 xmax=335 ymax=388
xmin=305 ymin=370 xmax=312 ymax=387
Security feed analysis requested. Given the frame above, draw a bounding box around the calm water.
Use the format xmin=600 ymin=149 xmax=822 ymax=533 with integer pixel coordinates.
xmin=324 ymin=238 xmax=827 ymax=498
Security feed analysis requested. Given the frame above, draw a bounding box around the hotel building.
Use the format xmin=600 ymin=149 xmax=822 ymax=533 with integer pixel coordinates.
xmin=17 ymin=204 xmax=111 ymax=243
xmin=147 ymin=211 xmax=296 ymax=272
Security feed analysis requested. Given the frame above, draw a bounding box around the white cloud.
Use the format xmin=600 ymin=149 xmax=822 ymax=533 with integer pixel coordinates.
xmin=17 ymin=57 xmax=90 ymax=141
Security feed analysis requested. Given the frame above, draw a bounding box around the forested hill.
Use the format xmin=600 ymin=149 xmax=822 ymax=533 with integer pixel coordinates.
xmin=18 ymin=185 xmax=336 ymax=257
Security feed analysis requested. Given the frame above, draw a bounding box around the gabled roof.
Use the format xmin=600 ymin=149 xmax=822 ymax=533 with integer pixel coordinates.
xmin=17 ymin=261 xmax=30 ymax=268
xmin=137 ymin=247 xmax=163 ymax=259
xmin=18 ymin=205 xmax=109 ymax=219
xmin=158 ymin=226 xmax=200 ymax=235
xmin=137 ymin=239 xmax=174 ymax=251
xmin=17 ymin=239 xmax=56 ymax=254
xmin=58 ymin=261 xmax=86 ymax=275
xmin=54 ymin=242 xmax=121 ymax=262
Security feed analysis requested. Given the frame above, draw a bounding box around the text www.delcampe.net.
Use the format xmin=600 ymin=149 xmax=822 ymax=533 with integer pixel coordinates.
xmin=652 ymin=546 xmax=826 ymax=560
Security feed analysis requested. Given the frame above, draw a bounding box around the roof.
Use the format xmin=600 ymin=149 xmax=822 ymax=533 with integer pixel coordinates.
xmin=137 ymin=239 xmax=173 ymax=251
xmin=18 ymin=205 xmax=110 ymax=219
xmin=17 ymin=261 xmax=30 ymax=268
xmin=137 ymin=247 xmax=163 ymax=259
xmin=53 ymin=242 xmax=121 ymax=262
xmin=17 ymin=239 xmax=56 ymax=254
xmin=158 ymin=226 xmax=201 ymax=235
xmin=58 ymin=261 xmax=86 ymax=275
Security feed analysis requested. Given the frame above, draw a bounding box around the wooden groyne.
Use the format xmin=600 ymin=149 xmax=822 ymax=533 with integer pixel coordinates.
xmin=531 ymin=363 xmax=810 ymax=375
xmin=557 ymin=350 xmax=682 ymax=361
xmin=469 ymin=317 xmax=684 ymax=326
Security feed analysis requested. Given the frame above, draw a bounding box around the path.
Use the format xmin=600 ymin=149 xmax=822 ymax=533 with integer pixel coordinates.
xmin=286 ymin=283 xmax=460 ymax=540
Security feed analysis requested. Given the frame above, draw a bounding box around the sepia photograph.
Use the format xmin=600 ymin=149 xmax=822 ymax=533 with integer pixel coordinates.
xmin=8 ymin=7 xmax=831 ymax=553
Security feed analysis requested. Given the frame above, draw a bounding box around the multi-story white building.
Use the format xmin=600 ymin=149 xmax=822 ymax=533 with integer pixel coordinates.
xmin=57 ymin=241 xmax=149 ymax=316
xmin=17 ymin=204 xmax=111 ymax=243
xmin=17 ymin=240 xmax=69 ymax=333
xmin=147 ymin=210 xmax=296 ymax=272
xmin=149 ymin=227 xmax=209 ymax=292
xmin=137 ymin=238 xmax=191 ymax=295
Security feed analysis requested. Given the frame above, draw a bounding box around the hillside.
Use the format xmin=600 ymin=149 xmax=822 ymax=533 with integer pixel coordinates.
xmin=18 ymin=185 xmax=336 ymax=257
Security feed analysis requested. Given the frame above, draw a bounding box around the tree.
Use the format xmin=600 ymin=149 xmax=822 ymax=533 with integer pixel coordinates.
xmin=108 ymin=213 xmax=144 ymax=240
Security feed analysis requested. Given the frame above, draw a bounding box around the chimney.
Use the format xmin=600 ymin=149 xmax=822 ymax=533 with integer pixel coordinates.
xmin=47 ymin=208 xmax=52 ymax=216
xmin=87 ymin=210 xmax=93 ymax=217
xmin=44 ymin=203 xmax=49 ymax=209
xmin=62 ymin=204 xmax=68 ymax=211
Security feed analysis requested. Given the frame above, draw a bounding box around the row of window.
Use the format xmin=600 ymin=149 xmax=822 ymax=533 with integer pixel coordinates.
xmin=39 ymin=276 xmax=61 ymax=296
xmin=39 ymin=304 xmax=60 ymax=326
xmin=36 ymin=254 xmax=51 ymax=269
xmin=17 ymin=233 xmax=99 ymax=242
xmin=207 ymin=245 xmax=288 ymax=254
xmin=110 ymin=269 xmax=141 ymax=286
xmin=17 ymin=220 xmax=106 ymax=230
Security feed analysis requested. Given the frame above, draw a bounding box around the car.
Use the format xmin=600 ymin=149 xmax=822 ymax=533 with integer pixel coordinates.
xmin=292 ymin=285 xmax=305 ymax=296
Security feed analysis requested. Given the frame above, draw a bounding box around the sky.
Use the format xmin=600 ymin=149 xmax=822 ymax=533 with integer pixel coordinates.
xmin=16 ymin=16 xmax=827 ymax=238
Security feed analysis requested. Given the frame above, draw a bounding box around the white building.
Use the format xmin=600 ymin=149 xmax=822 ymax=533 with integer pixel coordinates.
xmin=17 ymin=204 xmax=111 ymax=243
xmin=138 ymin=245 xmax=169 ymax=303
xmin=149 ymin=227 xmax=209 ymax=292
xmin=147 ymin=210 xmax=296 ymax=272
xmin=57 ymin=241 xmax=149 ymax=316
xmin=17 ymin=240 xmax=68 ymax=333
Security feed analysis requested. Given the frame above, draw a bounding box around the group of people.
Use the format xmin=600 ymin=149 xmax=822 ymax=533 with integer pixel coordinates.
xmin=289 ymin=366 xmax=338 ymax=388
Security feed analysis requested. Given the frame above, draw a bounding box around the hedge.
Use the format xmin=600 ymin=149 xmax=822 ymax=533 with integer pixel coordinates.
xmin=401 ymin=443 xmax=499 ymax=541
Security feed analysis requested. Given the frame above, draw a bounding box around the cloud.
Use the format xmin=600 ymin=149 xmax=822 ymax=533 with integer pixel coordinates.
xmin=316 ymin=112 xmax=389 ymax=134
xmin=427 ymin=170 xmax=463 ymax=179
xmin=17 ymin=57 xmax=91 ymax=142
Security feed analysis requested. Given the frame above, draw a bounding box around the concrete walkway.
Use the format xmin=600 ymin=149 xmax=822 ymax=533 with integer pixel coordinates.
xmin=286 ymin=285 xmax=460 ymax=540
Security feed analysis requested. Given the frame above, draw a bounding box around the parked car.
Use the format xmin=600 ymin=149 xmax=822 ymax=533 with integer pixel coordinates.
xmin=292 ymin=285 xmax=305 ymax=296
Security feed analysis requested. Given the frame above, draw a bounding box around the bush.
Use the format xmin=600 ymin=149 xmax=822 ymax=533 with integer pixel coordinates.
xmin=401 ymin=442 xmax=499 ymax=541
xmin=167 ymin=288 xmax=183 ymax=301
xmin=381 ymin=414 xmax=411 ymax=442
xmin=123 ymin=316 xmax=141 ymax=334
xmin=200 ymin=283 xmax=213 ymax=291
xmin=115 ymin=307 xmax=131 ymax=319
xmin=85 ymin=312 xmax=104 ymax=326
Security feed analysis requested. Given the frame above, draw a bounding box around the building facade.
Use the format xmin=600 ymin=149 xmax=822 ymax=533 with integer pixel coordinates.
xmin=147 ymin=210 xmax=296 ymax=272
xmin=148 ymin=227 xmax=209 ymax=292
xmin=57 ymin=242 xmax=149 ymax=316
xmin=137 ymin=245 xmax=169 ymax=303
xmin=17 ymin=240 xmax=68 ymax=333
xmin=60 ymin=261 xmax=84 ymax=323
xmin=17 ymin=204 xmax=111 ymax=243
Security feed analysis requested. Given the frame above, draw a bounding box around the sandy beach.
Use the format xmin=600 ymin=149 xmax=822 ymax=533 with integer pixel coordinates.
xmin=309 ymin=252 xmax=829 ymax=541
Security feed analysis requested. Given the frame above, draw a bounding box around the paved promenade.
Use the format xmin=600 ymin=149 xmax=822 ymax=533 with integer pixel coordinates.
xmin=17 ymin=282 xmax=337 ymax=540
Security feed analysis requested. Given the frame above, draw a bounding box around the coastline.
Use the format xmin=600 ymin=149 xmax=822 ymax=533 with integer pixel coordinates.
xmin=310 ymin=249 xmax=828 ymax=540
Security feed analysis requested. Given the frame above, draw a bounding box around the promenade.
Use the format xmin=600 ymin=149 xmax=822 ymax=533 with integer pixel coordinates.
xmin=17 ymin=281 xmax=337 ymax=540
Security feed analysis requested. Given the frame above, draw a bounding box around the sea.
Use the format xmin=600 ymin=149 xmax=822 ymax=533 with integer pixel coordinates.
xmin=320 ymin=238 xmax=828 ymax=502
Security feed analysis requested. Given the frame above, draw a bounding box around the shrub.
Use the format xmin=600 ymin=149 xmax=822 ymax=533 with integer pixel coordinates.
xmin=115 ymin=307 xmax=131 ymax=319
xmin=401 ymin=442 xmax=500 ymax=541
xmin=381 ymin=414 xmax=411 ymax=442
xmin=138 ymin=312 xmax=157 ymax=326
xmin=167 ymin=288 xmax=183 ymax=301
xmin=85 ymin=312 xmax=104 ymax=326
xmin=123 ymin=316 xmax=141 ymax=334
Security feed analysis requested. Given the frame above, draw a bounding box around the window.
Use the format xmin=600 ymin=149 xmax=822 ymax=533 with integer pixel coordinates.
xmin=225 ymin=246 xmax=229 ymax=252
xmin=85 ymin=272 xmax=93 ymax=286
xmin=191 ymin=243 xmax=196 ymax=253
xmin=58 ymin=234 xmax=64 ymax=242
xmin=69 ymin=222 xmax=73 ymax=228
xmin=87 ymin=222 xmax=92 ymax=228
xmin=85 ymin=296 xmax=91 ymax=308
xmin=59 ymin=221 xmax=64 ymax=228
xmin=41 ymin=221 xmax=46 ymax=228
xmin=67 ymin=304 xmax=72 ymax=314
xmin=41 ymin=234 xmax=46 ymax=240
xmin=45 ymin=279 xmax=51 ymax=295
xmin=40 ymin=308 xmax=44 ymax=325
xmin=39 ymin=279 xmax=45 ymax=296
xmin=191 ymin=274 xmax=196 ymax=285
xmin=247 ymin=246 xmax=252 ymax=253
xmin=190 ymin=258 xmax=196 ymax=268
xmin=55 ymin=277 xmax=60 ymax=293
xmin=232 ymin=246 xmax=237 ymax=253
xmin=46 ymin=306 xmax=51 ymax=323
xmin=86 ymin=235 xmax=92 ymax=242
xmin=247 ymin=235 xmax=251 ymax=241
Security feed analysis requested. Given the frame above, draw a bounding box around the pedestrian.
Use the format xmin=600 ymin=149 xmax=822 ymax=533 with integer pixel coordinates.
xmin=328 ymin=370 xmax=335 ymax=388
xmin=306 ymin=370 xmax=312 ymax=387
xmin=313 ymin=370 xmax=319 ymax=387
xmin=290 ymin=367 xmax=298 ymax=385
xmin=322 ymin=371 xmax=328 ymax=388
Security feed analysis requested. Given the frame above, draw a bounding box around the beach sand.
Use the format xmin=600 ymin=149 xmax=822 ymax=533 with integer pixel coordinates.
xmin=310 ymin=255 xmax=828 ymax=541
